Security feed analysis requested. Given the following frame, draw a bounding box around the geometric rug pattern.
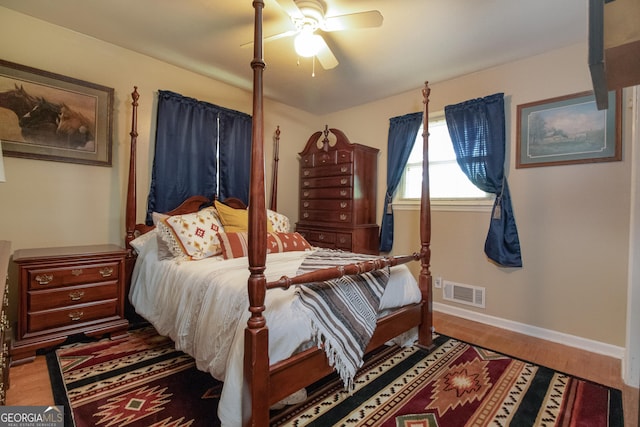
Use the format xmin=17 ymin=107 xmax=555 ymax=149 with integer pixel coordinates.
xmin=47 ymin=327 xmax=624 ymax=427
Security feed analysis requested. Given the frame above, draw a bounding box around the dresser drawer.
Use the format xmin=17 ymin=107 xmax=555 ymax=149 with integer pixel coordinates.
xmin=335 ymin=233 xmax=353 ymax=250
xmin=301 ymin=187 xmax=353 ymax=200
xmin=298 ymin=229 xmax=336 ymax=245
xmin=297 ymin=229 xmax=353 ymax=251
xmin=301 ymin=175 xmax=352 ymax=189
xmin=28 ymin=299 xmax=118 ymax=333
xmin=301 ymin=199 xmax=352 ymax=211
xmin=300 ymin=210 xmax=352 ymax=223
xmin=27 ymin=261 xmax=120 ymax=290
xmin=28 ymin=282 xmax=118 ymax=312
xmin=302 ymin=163 xmax=352 ymax=178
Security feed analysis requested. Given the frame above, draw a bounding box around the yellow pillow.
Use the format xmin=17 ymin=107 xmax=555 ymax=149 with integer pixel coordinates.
xmin=214 ymin=200 xmax=274 ymax=233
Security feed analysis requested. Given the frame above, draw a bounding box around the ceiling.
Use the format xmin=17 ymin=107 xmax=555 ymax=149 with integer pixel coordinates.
xmin=0 ymin=0 xmax=588 ymax=115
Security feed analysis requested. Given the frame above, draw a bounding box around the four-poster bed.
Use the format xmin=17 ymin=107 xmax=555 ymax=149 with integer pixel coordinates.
xmin=123 ymin=1 xmax=433 ymax=426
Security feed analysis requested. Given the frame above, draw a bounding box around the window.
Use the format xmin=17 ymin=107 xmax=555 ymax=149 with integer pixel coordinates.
xmin=397 ymin=115 xmax=492 ymax=208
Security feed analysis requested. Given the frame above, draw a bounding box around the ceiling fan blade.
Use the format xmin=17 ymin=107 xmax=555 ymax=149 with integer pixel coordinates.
xmin=315 ymin=36 xmax=338 ymax=70
xmin=240 ymin=29 xmax=299 ymax=48
xmin=322 ymin=10 xmax=383 ymax=32
xmin=274 ymin=0 xmax=304 ymax=19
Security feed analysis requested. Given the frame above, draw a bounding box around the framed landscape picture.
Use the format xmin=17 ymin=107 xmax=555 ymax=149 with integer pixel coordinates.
xmin=516 ymin=90 xmax=621 ymax=168
xmin=0 ymin=59 xmax=114 ymax=166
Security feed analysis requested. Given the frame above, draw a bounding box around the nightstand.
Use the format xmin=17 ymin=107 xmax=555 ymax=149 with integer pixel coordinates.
xmin=11 ymin=244 xmax=129 ymax=365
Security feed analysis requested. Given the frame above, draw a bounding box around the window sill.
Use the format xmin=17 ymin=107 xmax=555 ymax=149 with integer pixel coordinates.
xmin=393 ymin=198 xmax=494 ymax=213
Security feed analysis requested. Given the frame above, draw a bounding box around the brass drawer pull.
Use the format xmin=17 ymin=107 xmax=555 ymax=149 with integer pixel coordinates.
xmin=303 ymin=191 xmax=310 ymax=197
xmin=340 ymin=190 xmax=347 ymax=196
xmin=303 ymin=181 xmax=310 ymax=187
xmin=318 ymin=234 xmax=325 ymax=240
xmin=0 ymin=313 xmax=7 ymax=331
xmin=303 ymin=202 xmax=309 ymax=208
xmin=340 ymin=214 xmax=347 ymax=221
xmin=341 ymin=166 xmax=348 ymax=173
xmin=340 ymin=178 xmax=348 ymax=185
xmin=339 ymin=237 xmax=347 ymax=243
xmin=68 ymin=311 xmax=84 ymax=321
xmin=340 ymin=202 xmax=347 ymax=208
xmin=303 ymin=170 xmax=310 ymax=176
xmin=99 ymin=267 xmax=114 ymax=278
xmin=303 ymin=212 xmax=309 ymax=218
xmin=71 ymin=269 xmax=83 ymax=276
xmin=35 ymin=274 xmax=53 ymax=285
xmin=69 ymin=290 xmax=85 ymax=301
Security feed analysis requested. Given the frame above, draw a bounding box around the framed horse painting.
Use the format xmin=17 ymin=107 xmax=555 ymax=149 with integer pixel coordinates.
xmin=0 ymin=59 xmax=113 ymax=166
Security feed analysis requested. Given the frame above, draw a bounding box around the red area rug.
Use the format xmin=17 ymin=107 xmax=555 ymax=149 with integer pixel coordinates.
xmin=47 ymin=327 xmax=623 ymax=426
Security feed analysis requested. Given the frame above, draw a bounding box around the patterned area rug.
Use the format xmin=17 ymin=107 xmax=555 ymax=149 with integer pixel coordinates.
xmin=47 ymin=327 xmax=624 ymax=426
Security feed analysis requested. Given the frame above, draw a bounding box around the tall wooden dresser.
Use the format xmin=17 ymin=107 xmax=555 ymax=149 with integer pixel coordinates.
xmin=296 ymin=127 xmax=380 ymax=255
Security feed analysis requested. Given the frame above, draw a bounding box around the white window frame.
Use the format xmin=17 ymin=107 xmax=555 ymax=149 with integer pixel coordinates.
xmin=393 ymin=113 xmax=494 ymax=213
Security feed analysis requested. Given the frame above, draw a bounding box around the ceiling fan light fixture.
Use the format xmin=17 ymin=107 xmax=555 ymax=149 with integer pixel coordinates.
xmin=294 ymin=27 xmax=322 ymax=57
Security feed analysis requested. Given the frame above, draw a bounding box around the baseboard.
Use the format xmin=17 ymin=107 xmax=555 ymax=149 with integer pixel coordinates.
xmin=434 ymin=302 xmax=625 ymax=360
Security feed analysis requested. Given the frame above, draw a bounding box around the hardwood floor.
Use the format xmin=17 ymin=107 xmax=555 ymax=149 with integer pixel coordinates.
xmin=6 ymin=311 xmax=639 ymax=426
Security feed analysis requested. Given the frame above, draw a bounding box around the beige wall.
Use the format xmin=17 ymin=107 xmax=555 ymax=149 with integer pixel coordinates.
xmin=0 ymin=7 xmax=315 ymax=322
xmin=319 ymin=43 xmax=633 ymax=348
xmin=0 ymin=7 xmax=633 ymax=350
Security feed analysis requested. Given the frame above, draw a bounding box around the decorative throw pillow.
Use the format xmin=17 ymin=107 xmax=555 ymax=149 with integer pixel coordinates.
xmin=214 ymin=200 xmax=274 ymax=233
xmin=218 ymin=231 xmax=312 ymax=260
xmin=267 ymin=209 xmax=291 ymax=233
xmin=155 ymin=207 xmax=224 ymax=260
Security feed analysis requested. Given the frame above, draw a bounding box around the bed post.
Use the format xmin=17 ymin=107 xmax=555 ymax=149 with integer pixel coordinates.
xmin=125 ymin=86 xmax=139 ymax=254
xmin=244 ymin=1 xmax=269 ymax=426
xmin=269 ymin=125 xmax=280 ymax=211
xmin=418 ymin=82 xmax=434 ymax=348
xmin=124 ymin=87 xmax=140 ymax=319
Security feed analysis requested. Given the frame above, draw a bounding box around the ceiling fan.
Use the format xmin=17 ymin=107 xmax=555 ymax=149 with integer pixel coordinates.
xmin=249 ymin=0 xmax=383 ymax=70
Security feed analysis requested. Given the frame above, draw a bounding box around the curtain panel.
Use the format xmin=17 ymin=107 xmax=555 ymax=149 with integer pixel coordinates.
xmin=218 ymin=109 xmax=252 ymax=205
xmin=379 ymin=112 xmax=423 ymax=253
xmin=146 ymin=90 xmax=251 ymax=224
xmin=445 ymin=93 xmax=522 ymax=267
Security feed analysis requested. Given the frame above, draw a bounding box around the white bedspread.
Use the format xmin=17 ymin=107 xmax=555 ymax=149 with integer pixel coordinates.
xmin=129 ymin=231 xmax=421 ymax=427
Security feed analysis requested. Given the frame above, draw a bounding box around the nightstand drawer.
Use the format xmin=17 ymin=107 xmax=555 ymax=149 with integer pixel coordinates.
xmin=27 ymin=261 xmax=120 ymax=290
xmin=28 ymin=282 xmax=118 ymax=311
xmin=28 ymin=299 xmax=118 ymax=333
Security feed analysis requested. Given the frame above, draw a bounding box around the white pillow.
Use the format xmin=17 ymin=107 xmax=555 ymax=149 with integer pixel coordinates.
xmin=129 ymin=229 xmax=157 ymax=254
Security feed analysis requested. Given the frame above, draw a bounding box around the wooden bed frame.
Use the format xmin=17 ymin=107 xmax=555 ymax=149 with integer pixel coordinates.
xmin=123 ymin=2 xmax=433 ymax=426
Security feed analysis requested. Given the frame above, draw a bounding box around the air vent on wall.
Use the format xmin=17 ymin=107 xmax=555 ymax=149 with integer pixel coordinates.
xmin=443 ymin=280 xmax=485 ymax=308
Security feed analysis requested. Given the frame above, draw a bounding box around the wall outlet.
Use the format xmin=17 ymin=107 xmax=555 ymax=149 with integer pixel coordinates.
xmin=434 ymin=276 xmax=442 ymax=288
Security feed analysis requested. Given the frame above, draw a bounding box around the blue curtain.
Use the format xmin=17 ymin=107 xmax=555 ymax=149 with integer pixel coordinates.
xmin=218 ymin=109 xmax=252 ymax=205
xmin=444 ymin=93 xmax=522 ymax=267
xmin=146 ymin=90 xmax=251 ymax=224
xmin=379 ymin=112 xmax=423 ymax=252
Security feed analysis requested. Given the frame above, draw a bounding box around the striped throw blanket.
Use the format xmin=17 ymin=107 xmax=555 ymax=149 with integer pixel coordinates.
xmin=293 ymin=249 xmax=390 ymax=391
